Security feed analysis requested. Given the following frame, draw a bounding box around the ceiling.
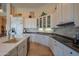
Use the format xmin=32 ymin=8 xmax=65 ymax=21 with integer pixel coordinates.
xmin=12 ymin=3 xmax=48 ymax=8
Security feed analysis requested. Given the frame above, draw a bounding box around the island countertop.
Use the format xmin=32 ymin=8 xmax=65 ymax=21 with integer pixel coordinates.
xmin=0 ymin=35 xmax=29 ymax=56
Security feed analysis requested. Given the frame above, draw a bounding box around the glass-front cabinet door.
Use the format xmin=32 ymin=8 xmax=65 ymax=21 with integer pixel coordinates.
xmin=37 ymin=18 xmax=39 ymax=28
xmin=47 ymin=15 xmax=51 ymax=28
xmin=39 ymin=18 xmax=42 ymax=28
xmin=43 ymin=17 xmax=46 ymax=28
xmin=37 ymin=15 xmax=51 ymax=30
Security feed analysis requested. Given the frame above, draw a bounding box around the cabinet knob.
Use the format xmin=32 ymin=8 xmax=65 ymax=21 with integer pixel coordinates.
xmin=70 ymin=52 xmax=72 ymax=54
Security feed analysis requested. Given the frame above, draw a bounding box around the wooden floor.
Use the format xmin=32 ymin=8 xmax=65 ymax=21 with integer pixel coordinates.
xmin=27 ymin=42 xmax=54 ymax=56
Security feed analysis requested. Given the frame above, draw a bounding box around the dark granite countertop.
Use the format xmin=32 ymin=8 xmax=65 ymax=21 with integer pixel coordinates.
xmin=25 ymin=32 xmax=79 ymax=52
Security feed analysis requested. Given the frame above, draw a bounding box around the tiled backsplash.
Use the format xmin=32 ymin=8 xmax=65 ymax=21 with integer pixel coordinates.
xmin=25 ymin=25 xmax=79 ymax=39
xmin=54 ymin=25 xmax=77 ymax=38
xmin=25 ymin=28 xmax=38 ymax=32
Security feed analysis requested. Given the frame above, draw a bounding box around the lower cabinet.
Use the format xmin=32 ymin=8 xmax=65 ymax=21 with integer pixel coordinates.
xmin=17 ymin=40 xmax=27 ymax=56
xmin=49 ymin=37 xmax=79 ymax=56
xmin=53 ymin=46 xmax=64 ymax=56
xmin=5 ymin=39 xmax=27 ymax=56
xmin=5 ymin=47 xmax=18 ymax=56
xmin=30 ymin=34 xmax=49 ymax=46
xmin=63 ymin=46 xmax=79 ymax=56
xmin=52 ymin=39 xmax=64 ymax=56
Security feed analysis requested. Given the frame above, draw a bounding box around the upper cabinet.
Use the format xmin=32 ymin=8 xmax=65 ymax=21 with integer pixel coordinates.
xmin=73 ymin=4 xmax=79 ymax=27
xmin=37 ymin=4 xmax=79 ymax=29
xmin=62 ymin=4 xmax=74 ymax=22
xmin=56 ymin=4 xmax=74 ymax=26
xmin=37 ymin=14 xmax=53 ymax=32
xmin=37 ymin=15 xmax=52 ymax=29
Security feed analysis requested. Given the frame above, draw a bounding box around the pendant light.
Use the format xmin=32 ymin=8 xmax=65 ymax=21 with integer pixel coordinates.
xmin=0 ymin=4 xmax=3 ymax=13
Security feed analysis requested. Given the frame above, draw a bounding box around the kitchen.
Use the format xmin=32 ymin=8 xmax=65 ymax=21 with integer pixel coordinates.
xmin=0 ymin=3 xmax=79 ymax=56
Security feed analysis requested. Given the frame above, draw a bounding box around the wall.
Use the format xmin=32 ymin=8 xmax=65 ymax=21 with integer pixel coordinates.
xmin=15 ymin=4 xmax=56 ymax=18
xmin=35 ymin=4 xmax=57 ymax=18
xmin=15 ymin=7 xmax=36 ymax=18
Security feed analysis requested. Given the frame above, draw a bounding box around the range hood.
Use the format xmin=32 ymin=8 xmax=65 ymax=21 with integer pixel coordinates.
xmin=56 ymin=22 xmax=75 ymax=26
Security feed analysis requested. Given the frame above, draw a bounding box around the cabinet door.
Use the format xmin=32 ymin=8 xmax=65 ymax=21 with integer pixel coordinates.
xmin=74 ymin=4 xmax=79 ymax=27
xmin=43 ymin=16 xmax=46 ymax=28
xmin=53 ymin=45 xmax=64 ymax=56
xmin=47 ymin=15 xmax=51 ymax=28
xmin=18 ymin=42 xmax=24 ymax=56
xmin=63 ymin=46 xmax=79 ymax=56
xmin=5 ymin=47 xmax=18 ymax=56
xmin=39 ymin=18 xmax=43 ymax=28
xmin=53 ymin=39 xmax=64 ymax=56
xmin=62 ymin=4 xmax=74 ymax=22
xmin=37 ymin=18 xmax=39 ymax=28
xmin=57 ymin=4 xmax=62 ymax=24
xmin=23 ymin=40 xmax=27 ymax=56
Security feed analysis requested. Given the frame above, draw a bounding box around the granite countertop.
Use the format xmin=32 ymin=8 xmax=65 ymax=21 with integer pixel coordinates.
xmin=25 ymin=32 xmax=79 ymax=52
xmin=49 ymin=34 xmax=79 ymax=52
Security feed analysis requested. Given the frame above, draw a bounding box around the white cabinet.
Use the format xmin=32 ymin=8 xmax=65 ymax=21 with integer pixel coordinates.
xmin=62 ymin=4 xmax=74 ymax=23
xmin=48 ymin=37 xmax=64 ymax=56
xmin=63 ymin=45 xmax=79 ymax=56
xmin=37 ymin=15 xmax=52 ymax=32
xmin=55 ymin=4 xmax=74 ymax=25
xmin=17 ymin=40 xmax=26 ymax=56
xmin=52 ymin=39 xmax=64 ymax=56
xmin=49 ymin=36 xmax=79 ymax=56
xmin=24 ymin=18 xmax=37 ymax=28
xmin=53 ymin=45 xmax=64 ymax=56
xmin=30 ymin=34 xmax=49 ymax=46
xmin=5 ymin=41 xmax=26 ymax=56
xmin=5 ymin=39 xmax=27 ymax=56
xmin=5 ymin=47 xmax=18 ymax=56
xmin=73 ymin=4 xmax=79 ymax=27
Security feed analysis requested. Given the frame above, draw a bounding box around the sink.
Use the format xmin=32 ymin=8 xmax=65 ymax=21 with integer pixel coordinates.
xmin=3 ymin=38 xmax=18 ymax=43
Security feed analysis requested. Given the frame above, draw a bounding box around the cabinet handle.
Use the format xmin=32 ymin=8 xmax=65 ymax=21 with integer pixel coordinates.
xmin=70 ymin=52 xmax=72 ymax=54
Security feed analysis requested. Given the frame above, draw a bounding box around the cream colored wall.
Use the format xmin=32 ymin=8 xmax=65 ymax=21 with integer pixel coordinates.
xmin=35 ymin=4 xmax=56 ymax=18
xmin=15 ymin=8 xmax=36 ymax=18
xmin=14 ymin=4 xmax=56 ymax=18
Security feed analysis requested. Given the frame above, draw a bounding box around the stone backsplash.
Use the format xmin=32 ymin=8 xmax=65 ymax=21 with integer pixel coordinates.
xmin=54 ymin=25 xmax=78 ymax=38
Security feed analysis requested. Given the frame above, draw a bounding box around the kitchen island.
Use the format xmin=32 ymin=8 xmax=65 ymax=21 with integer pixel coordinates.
xmin=0 ymin=35 xmax=29 ymax=56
